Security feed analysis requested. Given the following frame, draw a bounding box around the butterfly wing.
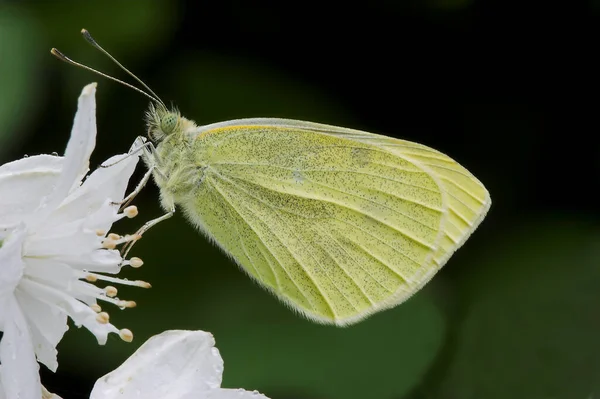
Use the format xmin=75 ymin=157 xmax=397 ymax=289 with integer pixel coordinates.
xmin=184 ymin=118 xmax=490 ymax=325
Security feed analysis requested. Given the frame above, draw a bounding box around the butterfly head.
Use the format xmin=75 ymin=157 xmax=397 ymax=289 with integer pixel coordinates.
xmin=145 ymin=103 xmax=182 ymax=143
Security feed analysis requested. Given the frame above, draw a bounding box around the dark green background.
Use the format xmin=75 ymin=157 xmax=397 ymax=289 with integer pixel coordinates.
xmin=1 ymin=1 xmax=599 ymax=398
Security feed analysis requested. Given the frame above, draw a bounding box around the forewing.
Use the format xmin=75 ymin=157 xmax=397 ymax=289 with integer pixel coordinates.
xmin=240 ymin=119 xmax=492 ymax=272
xmin=186 ymin=119 xmax=490 ymax=325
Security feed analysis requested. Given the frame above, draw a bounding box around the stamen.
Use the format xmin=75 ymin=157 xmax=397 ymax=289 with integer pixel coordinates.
xmin=96 ymin=312 xmax=110 ymax=324
xmin=119 ymin=328 xmax=133 ymax=342
xmin=87 ymin=272 xmax=152 ymax=289
xmin=104 ymin=286 xmax=118 ymax=297
xmin=90 ymin=304 xmax=102 ymax=313
xmin=107 ymin=233 xmax=121 ymax=240
xmin=96 ymin=294 xmax=132 ymax=308
xmin=114 ymin=234 xmax=141 ymax=245
xmin=119 ymin=300 xmax=137 ymax=308
xmin=102 ymin=239 xmax=117 ymax=249
xmin=124 ymin=205 xmax=138 ymax=218
xmin=124 ymin=256 xmax=144 ymax=268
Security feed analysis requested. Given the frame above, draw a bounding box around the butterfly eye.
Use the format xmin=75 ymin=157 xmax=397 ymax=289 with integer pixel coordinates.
xmin=160 ymin=113 xmax=178 ymax=134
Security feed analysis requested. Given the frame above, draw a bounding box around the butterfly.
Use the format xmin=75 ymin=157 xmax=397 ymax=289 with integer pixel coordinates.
xmin=52 ymin=30 xmax=491 ymax=326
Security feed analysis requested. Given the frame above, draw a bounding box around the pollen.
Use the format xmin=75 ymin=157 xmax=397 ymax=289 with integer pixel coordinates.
xmin=102 ymin=239 xmax=117 ymax=249
xmin=124 ymin=205 xmax=138 ymax=218
xmin=136 ymin=280 xmax=152 ymax=289
xmin=108 ymin=233 xmax=121 ymax=240
xmin=129 ymin=257 xmax=144 ymax=268
xmin=90 ymin=304 xmax=102 ymax=313
xmin=96 ymin=312 xmax=110 ymax=324
xmin=104 ymin=286 xmax=118 ymax=297
xmin=119 ymin=300 xmax=137 ymax=308
xmin=119 ymin=328 xmax=133 ymax=342
xmin=81 ymin=208 xmax=149 ymax=344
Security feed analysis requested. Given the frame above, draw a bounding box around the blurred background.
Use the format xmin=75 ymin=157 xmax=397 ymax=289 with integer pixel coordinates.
xmin=1 ymin=1 xmax=599 ymax=398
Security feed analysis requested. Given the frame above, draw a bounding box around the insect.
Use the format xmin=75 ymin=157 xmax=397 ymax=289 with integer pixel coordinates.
xmin=52 ymin=30 xmax=491 ymax=326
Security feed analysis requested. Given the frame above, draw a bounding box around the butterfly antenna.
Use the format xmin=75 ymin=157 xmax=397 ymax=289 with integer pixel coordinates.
xmin=50 ymin=48 xmax=162 ymax=105
xmin=81 ymin=29 xmax=166 ymax=108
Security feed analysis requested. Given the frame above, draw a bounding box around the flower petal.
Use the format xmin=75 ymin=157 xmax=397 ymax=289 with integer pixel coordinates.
xmin=204 ymin=389 xmax=271 ymax=399
xmin=24 ymin=220 xmax=101 ymax=258
xmin=0 ymin=297 xmax=41 ymax=399
xmin=15 ymin=288 xmax=68 ymax=372
xmin=50 ymin=249 xmax=123 ymax=274
xmin=90 ymin=330 xmax=225 ymax=399
xmin=18 ymin=278 xmax=118 ymax=345
xmin=0 ymin=227 xmax=26 ymax=302
xmin=36 ymin=83 xmax=98 ymax=222
xmin=0 ymin=155 xmax=63 ymax=229
xmin=46 ymin=152 xmax=139 ymax=229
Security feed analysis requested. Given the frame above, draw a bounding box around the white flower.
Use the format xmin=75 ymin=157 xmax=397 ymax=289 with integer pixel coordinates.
xmin=0 ymin=83 xmax=149 ymax=399
xmin=90 ymin=330 xmax=271 ymax=399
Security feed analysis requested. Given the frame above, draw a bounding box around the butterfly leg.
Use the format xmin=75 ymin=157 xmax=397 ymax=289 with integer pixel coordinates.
xmin=121 ymin=207 xmax=175 ymax=259
xmin=110 ymin=137 xmax=158 ymax=207
xmin=112 ymin=166 xmax=154 ymax=209
xmin=100 ymin=136 xmax=153 ymax=168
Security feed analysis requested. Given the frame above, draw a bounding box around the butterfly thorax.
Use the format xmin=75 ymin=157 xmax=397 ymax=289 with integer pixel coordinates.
xmin=145 ymin=104 xmax=205 ymax=211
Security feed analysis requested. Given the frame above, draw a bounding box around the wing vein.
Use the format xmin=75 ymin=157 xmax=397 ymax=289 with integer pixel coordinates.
xmin=217 ymin=168 xmax=436 ymax=263
xmin=211 ymin=171 xmax=365 ymax=315
xmin=206 ymin=176 xmax=314 ymax=309
xmin=315 ymin=224 xmax=394 ymax=296
xmin=209 ymin=173 xmax=342 ymax=316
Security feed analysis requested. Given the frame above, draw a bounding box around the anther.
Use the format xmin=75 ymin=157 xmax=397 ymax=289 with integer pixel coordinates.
xmin=85 ymin=274 xmax=98 ymax=282
xmin=102 ymin=239 xmax=117 ymax=249
xmin=124 ymin=206 xmax=138 ymax=218
xmin=136 ymin=280 xmax=152 ymax=289
xmin=104 ymin=286 xmax=118 ymax=297
xmin=90 ymin=304 xmax=102 ymax=313
xmin=119 ymin=300 xmax=137 ymax=308
xmin=129 ymin=257 xmax=144 ymax=268
xmin=96 ymin=312 xmax=110 ymax=324
xmin=95 ymin=229 xmax=106 ymax=236
xmin=107 ymin=233 xmax=121 ymax=241
xmin=119 ymin=328 xmax=133 ymax=342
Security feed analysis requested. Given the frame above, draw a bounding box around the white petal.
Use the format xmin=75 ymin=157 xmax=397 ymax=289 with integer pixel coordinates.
xmin=90 ymin=330 xmax=224 ymax=399
xmin=204 ymin=389 xmax=271 ymax=399
xmin=0 ymin=155 xmax=63 ymax=229
xmin=18 ymin=278 xmax=118 ymax=344
xmin=77 ymin=152 xmax=139 ymax=203
xmin=15 ymin=289 xmax=68 ymax=372
xmin=24 ymin=220 xmax=101 ymax=258
xmin=0 ymin=297 xmax=41 ymax=399
xmin=36 ymin=83 xmax=98 ymax=221
xmin=22 ymin=258 xmax=76 ymax=290
xmin=51 ymin=249 xmax=123 ymax=274
xmin=0 ymin=155 xmax=62 ymax=177
xmin=0 ymin=227 xmax=26 ymax=303
xmin=46 ymin=152 xmax=139 ymax=229
xmin=42 ymin=386 xmax=63 ymax=399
